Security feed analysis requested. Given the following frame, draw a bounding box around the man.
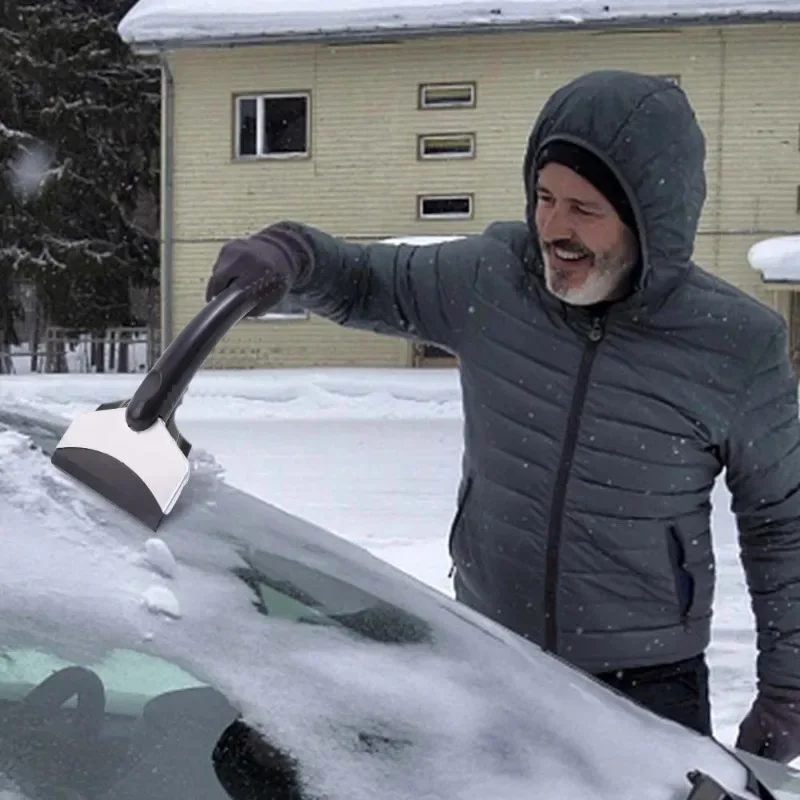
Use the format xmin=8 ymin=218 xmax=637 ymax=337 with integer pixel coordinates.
xmin=205 ymin=70 xmax=800 ymax=760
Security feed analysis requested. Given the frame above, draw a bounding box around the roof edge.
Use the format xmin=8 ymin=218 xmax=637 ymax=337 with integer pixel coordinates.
xmin=124 ymin=11 xmax=800 ymax=55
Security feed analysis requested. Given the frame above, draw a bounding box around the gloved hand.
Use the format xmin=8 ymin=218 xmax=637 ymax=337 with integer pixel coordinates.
xmin=205 ymin=223 xmax=314 ymax=318
xmin=736 ymin=684 xmax=800 ymax=763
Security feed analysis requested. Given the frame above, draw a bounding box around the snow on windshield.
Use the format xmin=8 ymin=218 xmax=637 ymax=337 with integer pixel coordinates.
xmin=0 ymin=417 xmax=762 ymax=800
xmin=748 ymin=235 xmax=800 ymax=282
xmin=0 ymin=428 xmax=159 ymax=641
xmin=117 ymin=0 xmax=800 ymax=44
xmin=0 ymin=779 xmax=30 ymax=800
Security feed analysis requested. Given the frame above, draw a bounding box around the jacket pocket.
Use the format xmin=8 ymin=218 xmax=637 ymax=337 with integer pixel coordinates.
xmin=666 ymin=524 xmax=695 ymax=621
xmin=448 ymin=473 xmax=475 ymax=566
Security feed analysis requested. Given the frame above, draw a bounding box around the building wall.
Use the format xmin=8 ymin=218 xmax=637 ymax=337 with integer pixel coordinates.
xmin=715 ymin=26 xmax=800 ymax=300
xmin=166 ymin=22 xmax=800 ymax=368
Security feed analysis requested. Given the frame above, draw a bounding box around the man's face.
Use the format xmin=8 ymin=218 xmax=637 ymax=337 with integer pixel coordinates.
xmin=533 ymin=162 xmax=639 ymax=306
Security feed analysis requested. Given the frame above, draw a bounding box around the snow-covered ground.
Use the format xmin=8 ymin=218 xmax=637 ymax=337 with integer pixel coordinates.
xmin=0 ymin=367 xmax=757 ymax=753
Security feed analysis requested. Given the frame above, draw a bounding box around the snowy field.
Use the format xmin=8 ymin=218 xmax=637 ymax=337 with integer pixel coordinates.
xmin=0 ymin=367 xmax=757 ymax=753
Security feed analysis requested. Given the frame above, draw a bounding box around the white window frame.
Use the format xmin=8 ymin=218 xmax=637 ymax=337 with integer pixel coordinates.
xmin=417 ymin=194 xmax=473 ymax=221
xmin=418 ymin=133 xmax=476 ymax=160
xmin=234 ymin=92 xmax=311 ymax=160
xmin=418 ymin=82 xmax=476 ymax=110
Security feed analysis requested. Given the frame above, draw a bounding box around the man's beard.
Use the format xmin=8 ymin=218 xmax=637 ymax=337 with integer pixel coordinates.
xmin=541 ymin=239 xmax=634 ymax=306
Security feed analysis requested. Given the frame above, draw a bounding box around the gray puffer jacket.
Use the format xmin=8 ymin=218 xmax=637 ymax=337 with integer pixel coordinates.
xmin=275 ymin=70 xmax=800 ymax=687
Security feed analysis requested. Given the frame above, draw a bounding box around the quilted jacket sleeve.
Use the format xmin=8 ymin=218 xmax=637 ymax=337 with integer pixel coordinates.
xmin=278 ymin=222 xmax=483 ymax=355
xmin=723 ymin=324 xmax=800 ymax=690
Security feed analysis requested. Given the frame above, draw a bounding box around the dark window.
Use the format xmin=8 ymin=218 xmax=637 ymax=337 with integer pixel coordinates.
xmin=418 ymin=195 xmax=472 ymax=219
xmin=418 ymin=133 xmax=475 ymax=160
xmin=262 ymin=96 xmax=308 ymax=155
xmin=235 ymin=94 xmax=309 ymax=158
xmin=418 ymin=82 xmax=476 ymax=109
xmin=238 ymin=97 xmax=258 ymax=157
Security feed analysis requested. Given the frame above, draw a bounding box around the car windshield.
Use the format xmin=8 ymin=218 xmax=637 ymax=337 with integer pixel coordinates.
xmin=0 ymin=546 xmax=771 ymax=800
xmin=0 ymin=410 xmax=774 ymax=800
xmin=0 ymin=548 xmax=437 ymax=800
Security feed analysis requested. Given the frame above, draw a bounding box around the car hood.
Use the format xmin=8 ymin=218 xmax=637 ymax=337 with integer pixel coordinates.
xmin=0 ymin=401 xmax=789 ymax=800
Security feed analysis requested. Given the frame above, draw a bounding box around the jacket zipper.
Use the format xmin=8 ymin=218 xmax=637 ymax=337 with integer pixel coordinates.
xmin=447 ymin=474 xmax=475 ymax=579
xmin=543 ymin=313 xmax=606 ymax=653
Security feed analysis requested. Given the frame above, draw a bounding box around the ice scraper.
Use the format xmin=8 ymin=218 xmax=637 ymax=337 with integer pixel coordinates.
xmin=51 ymin=279 xmax=261 ymax=531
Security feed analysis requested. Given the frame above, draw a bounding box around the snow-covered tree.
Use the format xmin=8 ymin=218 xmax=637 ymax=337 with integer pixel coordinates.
xmin=0 ymin=0 xmax=159 ymax=370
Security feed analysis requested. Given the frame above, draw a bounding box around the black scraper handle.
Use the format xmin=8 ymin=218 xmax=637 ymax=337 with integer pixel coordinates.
xmin=125 ymin=279 xmax=264 ymax=432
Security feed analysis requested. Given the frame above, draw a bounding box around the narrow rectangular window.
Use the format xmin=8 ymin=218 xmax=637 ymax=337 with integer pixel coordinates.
xmin=418 ymin=133 xmax=475 ymax=160
xmin=418 ymin=194 xmax=473 ymax=220
xmin=419 ymin=83 xmax=475 ymax=109
xmin=238 ymin=98 xmax=258 ymax=157
xmin=235 ymin=93 xmax=310 ymax=159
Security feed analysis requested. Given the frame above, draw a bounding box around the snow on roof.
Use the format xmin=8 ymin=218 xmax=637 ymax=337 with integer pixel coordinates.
xmin=117 ymin=0 xmax=800 ymax=47
xmin=747 ymin=235 xmax=800 ymax=282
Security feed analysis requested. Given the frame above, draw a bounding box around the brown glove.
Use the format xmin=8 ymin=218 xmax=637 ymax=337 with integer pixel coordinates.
xmin=736 ymin=684 xmax=800 ymax=763
xmin=205 ymin=223 xmax=314 ymax=317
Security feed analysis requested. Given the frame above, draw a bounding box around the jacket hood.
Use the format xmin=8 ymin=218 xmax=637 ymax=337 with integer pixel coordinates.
xmin=523 ymin=70 xmax=707 ymax=297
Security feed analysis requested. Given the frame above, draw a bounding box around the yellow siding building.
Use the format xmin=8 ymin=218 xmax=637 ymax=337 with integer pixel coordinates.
xmin=119 ymin=9 xmax=800 ymax=369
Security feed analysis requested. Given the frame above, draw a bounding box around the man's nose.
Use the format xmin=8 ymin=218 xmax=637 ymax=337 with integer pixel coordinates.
xmin=538 ymin=204 xmax=573 ymax=242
